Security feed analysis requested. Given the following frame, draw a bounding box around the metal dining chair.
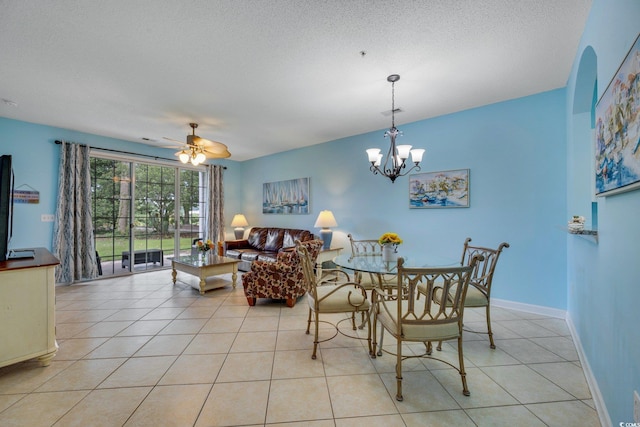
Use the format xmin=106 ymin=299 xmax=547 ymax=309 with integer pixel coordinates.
xmin=372 ymin=255 xmax=483 ymax=400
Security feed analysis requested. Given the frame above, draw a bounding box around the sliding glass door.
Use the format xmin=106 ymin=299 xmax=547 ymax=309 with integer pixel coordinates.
xmin=91 ymin=156 xmax=206 ymax=277
xmin=91 ymin=158 xmax=133 ymax=276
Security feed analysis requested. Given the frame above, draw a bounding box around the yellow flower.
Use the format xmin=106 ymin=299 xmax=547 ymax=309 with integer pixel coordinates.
xmin=378 ymin=232 xmax=403 ymax=245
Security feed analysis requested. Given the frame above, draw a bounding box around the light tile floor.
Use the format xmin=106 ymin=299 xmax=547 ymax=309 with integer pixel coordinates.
xmin=0 ymin=270 xmax=602 ymax=426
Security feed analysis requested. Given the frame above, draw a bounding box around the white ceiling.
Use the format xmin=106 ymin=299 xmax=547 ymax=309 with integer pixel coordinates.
xmin=0 ymin=0 xmax=592 ymax=161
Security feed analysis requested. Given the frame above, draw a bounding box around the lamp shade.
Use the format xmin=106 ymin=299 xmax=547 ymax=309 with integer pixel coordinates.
xmin=230 ymin=214 xmax=249 ymax=227
xmin=314 ymin=210 xmax=337 ymax=228
xmin=231 ymin=214 xmax=249 ymax=239
xmin=314 ymin=210 xmax=337 ymax=250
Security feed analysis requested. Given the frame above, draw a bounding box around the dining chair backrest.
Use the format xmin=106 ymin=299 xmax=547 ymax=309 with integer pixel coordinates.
xmin=297 ymin=240 xmax=320 ymax=299
xmin=460 ymin=238 xmax=509 ymax=298
xmin=395 ymin=256 xmax=480 ymax=335
xmin=348 ymin=233 xmax=382 ymax=256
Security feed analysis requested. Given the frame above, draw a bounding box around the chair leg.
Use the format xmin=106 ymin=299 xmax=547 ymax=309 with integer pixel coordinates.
xmin=286 ymin=298 xmax=296 ymax=308
xmin=312 ymin=310 xmax=320 ymax=360
xmin=246 ymin=297 xmax=256 ymax=306
xmin=371 ymin=310 xmax=378 ymax=358
xmin=395 ymin=338 xmax=403 ymax=401
xmin=377 ymin=326 xmax=384 ymax=356
xmin=365 ymin=311 xmax=373 ymax=357
xmin=458 ymin=335 xmax=470 ymax=396
xmin=486 ymin=304 xmax=496 ymax=349
xmin=306 ymin=308 xmax=312 ymax=334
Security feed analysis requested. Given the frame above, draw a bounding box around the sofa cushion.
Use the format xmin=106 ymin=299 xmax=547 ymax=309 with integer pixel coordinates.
xmin=240 ymin=251 xmax=261 ymax=262
xmin=264 ymin=229 xmax=284 ymax=252
xmin=247 ymin=230 xmax=264 ymax=250
xmin=283 ymin=229 xmax=313 ymax=248
xmin=257 ymin=252 xmax=279 ymax=262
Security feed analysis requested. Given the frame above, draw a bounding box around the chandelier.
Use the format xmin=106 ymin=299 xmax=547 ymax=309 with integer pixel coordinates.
xmin=366 ymin=74 xmax=425 ymax=183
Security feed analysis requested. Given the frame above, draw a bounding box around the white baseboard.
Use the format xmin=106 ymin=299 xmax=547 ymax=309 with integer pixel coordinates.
xmin=492 ymin=298 xmax=610 ymax=427
xmin=492 ymin=298 xmax=566 ymax=318
xmin=565 ymin=316 xmax=611 ymax=427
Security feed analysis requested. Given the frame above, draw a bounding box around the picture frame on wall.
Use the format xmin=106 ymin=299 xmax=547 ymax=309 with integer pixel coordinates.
xmin=595 ymin=32 xmax=640 ymax=197
xmin=263 ymin=177 xmax=310 ymax=214
xmin=409 ymin=169 xmax=470 ymax=209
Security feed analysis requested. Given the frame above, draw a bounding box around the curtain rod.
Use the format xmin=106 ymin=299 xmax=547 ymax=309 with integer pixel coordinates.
xmin=54 ymin=140 xmax=227 ymax=169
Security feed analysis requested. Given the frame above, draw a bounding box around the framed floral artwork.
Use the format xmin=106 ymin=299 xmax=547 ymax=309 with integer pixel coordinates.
xmin=595 ymin=32 xmax=640 ymax=196
xmin=409 ymin=169 xmax=469 ymax=208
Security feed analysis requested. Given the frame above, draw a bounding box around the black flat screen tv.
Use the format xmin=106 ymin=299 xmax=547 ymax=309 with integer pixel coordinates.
xmin=0 ymin=154 xmax=14 ymax=262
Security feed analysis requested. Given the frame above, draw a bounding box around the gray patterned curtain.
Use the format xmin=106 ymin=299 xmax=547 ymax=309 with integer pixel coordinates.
xmin=52 ymin=141 xmax=98 ymax=283
xmin=206 ymin=165 xmax=225 ymax=246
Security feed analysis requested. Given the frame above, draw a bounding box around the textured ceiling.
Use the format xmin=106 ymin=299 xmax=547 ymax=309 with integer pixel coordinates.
xmin=0 ymin=0 xmax=592 ymax=161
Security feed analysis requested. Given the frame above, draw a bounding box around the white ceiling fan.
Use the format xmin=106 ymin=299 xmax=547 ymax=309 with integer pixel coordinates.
xmin=164 ymin=123 xmax=231 ymax=165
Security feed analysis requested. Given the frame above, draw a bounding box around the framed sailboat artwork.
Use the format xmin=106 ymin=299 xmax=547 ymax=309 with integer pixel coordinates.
xmin=262 ymin=177 xmax=310 ymax=214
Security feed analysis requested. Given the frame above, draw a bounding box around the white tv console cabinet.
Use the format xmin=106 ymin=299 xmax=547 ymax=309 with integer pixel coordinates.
xmin=0 ymin=248 xmax=59 ymax=368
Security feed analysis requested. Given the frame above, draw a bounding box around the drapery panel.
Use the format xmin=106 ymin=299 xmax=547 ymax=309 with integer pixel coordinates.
xmin=206 ymin=165 xmax=225 ymax=245
xmin=52 ymin=141 xmax=98 ymax=283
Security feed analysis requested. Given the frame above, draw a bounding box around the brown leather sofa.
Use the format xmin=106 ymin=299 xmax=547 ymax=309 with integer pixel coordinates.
xmin=223 ymin=227 xmax=315 ymax=271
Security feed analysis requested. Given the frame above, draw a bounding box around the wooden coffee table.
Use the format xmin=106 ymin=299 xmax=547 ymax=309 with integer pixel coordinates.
xmin=171 ymin=253 xmax=240 ymax=294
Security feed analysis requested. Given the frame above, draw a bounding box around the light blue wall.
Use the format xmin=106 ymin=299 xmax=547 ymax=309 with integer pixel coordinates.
xmin=0 ymin=117 xmax=243 ymax=249
xmin=565 ymin=0 xmax=640 ymax=424
xmin=240 ymin=89 xmax=568 ymax=309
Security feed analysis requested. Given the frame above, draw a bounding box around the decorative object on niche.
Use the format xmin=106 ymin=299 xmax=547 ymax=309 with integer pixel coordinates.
xmin=13 ymin=184 xmax=40 ymax=204
xmin=263 ymin=177 xmax=310 ymax=214
xmin=230 ymin=214 xmax=249 ymax=239
xmin=366 ymin=74 xmax=425 ymax=183
xmin=409 ymin=169 xmax=470 ymax=208
xmin=595 ymin=32 xmax=640 ymax=197
xmin=378 ymin=232 xmax=402 ymax=262
xmin=165 ymin=123 xmax=231 ymax=166
xmin=568 ymin=215 xmax=586 ymax=233
xmin=314 ymin=210 xmax=338 ymax=250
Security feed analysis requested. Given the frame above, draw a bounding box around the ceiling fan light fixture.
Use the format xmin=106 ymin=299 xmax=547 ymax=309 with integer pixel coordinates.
xmin=195 ymin=151 xmax=206 ymax=164
xmin=178 ymin=150 xmax=190 ymax=163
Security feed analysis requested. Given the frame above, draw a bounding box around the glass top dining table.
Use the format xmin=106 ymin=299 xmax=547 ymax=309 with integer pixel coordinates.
xmin=332 ymin=252 xmax=459 ymax=275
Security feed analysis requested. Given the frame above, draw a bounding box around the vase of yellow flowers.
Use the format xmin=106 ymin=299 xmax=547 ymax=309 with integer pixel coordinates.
xmin=378 ymin=232 xmax=402 ymax=262
xmin=196 ymin=239 xmax=214 ymax=262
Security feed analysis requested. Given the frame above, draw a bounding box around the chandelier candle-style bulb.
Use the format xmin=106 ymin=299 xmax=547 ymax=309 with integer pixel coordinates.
xmin=365 ymin=74 xmax=425 ymax=183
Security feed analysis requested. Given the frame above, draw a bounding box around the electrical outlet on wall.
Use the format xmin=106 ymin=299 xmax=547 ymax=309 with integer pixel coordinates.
xmin=634 ymin=390 xmax=640 ymax=423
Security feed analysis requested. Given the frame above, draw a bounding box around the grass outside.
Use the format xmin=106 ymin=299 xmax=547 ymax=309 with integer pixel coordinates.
xmin=95 ymin=236 xmax=197 ymax=260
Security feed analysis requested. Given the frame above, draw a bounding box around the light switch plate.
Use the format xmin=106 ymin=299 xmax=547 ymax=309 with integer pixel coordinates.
xmin=41 ymin=214 xmax=55 ymax=222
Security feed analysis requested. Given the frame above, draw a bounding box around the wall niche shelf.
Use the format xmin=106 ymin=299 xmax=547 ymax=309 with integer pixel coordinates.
xmin=567 ymin=228 xmax=598 ymax=243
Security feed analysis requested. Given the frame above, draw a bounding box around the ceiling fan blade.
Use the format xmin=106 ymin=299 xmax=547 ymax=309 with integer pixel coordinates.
xmin=203 ymin=147 xmax=231 ymax=159
xmin=163 ymin=136 xmax=184 ymax=145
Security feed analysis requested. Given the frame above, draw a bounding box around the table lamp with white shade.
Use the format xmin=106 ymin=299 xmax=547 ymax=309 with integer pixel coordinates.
xmin=314 ymin=210 xmax=338 ymax=250
xmin=230 ymin=214 xmax=249 ymax=239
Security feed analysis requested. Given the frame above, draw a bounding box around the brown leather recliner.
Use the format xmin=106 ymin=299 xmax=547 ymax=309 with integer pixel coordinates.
xmin=223 ymin=227 xmax=314 ymax=271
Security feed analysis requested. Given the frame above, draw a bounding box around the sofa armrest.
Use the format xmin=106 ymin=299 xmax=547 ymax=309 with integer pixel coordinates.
xmin=225 ymin=239 xmax=250 ymax=251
